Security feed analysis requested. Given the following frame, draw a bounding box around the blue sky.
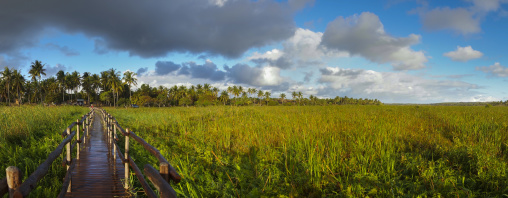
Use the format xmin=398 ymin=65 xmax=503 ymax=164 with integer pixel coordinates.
xmin=1 ymin=0 xmax=507 ymax=103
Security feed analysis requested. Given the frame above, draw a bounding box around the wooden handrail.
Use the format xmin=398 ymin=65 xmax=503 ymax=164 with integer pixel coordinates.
xmin=144 ymin=164 xmax=177 ymax=198
xmin=15 ymin=130 xmax=76 ymax=197
xmin=99 ymin=108 xmax=181 ymax=197
xmin=5 ymin=108 xmax=94 ymax=198
xmin=128 ymin=156 xmax=157 ymax=198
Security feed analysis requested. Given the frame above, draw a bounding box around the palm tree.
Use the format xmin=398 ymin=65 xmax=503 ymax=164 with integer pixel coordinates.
xmin=91 ymin=73 xmax=101 ymax=104
xmin=264 ymin=91 xmax=271 ymax=105
xmin=122 ymin=71 xmax=137 ymax=105
xmin=81 ymin=72 xmax=92 ymax=104
xmin=70 ymin=71 xmax=81 ymax=101
xmin=280 ymin=93 xmax=286 ymax=105
xmin=56 ymin=70 xmax=66 ymax=103
xmin=11 ymin=69 xmax=25 ymax=106
xmin=1 ymin=67 xmax=13 ymax=105
xmin=248 ymin=88 xmax=256 ymax=104
xmin=29 ymin=60 xmax=47 ymax=104
xmin=257 ymin=90 xmax=264 ymax=106
xmin=219 ymin=90 xmax=229 ymax=105
xmin=107 ymin=69 xmax=122 ymax=107
xmin=298 ymin=92 xmax=303 ymax=105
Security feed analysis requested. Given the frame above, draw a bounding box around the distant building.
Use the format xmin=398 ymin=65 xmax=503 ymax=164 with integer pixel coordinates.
xmin=77 ymin=99 xmax=85 ymax=106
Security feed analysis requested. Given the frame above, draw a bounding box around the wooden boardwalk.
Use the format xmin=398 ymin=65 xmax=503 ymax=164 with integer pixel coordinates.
xmin=65 ymin=112 xmax=130 ymax=197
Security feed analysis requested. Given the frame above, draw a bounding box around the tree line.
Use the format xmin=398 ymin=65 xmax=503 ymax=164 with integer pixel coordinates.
xmin=1 ymin=60 xmax=383 ymax=107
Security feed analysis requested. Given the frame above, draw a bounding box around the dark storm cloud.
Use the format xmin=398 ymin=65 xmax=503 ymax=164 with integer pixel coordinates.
xmin=155 ymin=61 xmax=181 ymax=75
xmin=0 ymin=0 xmax=296 ymax=58
xmin=225 ymin=63 xmax=263 ymax=85
xmin=155 ymin=60 xmax=225 ymax=81
xmin=250 ymin=56 xmax=293 ymax=69
xmin=183 ymin=61 xmax=226 ymax=81
xmin=136 ymin=67 xmax=148 ymax=75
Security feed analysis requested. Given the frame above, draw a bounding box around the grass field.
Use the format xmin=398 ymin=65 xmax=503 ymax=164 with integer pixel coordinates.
xmin=105 ymin=105 xmax=508 ymax=197
xmin=0 ymin=106 xmax=89 ymax=197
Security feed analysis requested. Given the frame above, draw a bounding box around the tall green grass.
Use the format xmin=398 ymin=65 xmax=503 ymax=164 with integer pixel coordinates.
xmin=0 ymin=106 xmax=89 ymax=197
xmin=107 ymin=106 xmax=508 ymax=197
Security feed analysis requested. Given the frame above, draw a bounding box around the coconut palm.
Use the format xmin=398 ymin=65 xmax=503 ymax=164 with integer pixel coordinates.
xmin=257 ymin=90 xmax=264 ymax=106
xmin=56 ymin=70 xmax=66 ymax=102
xmin=280 ymin=93 xmax=286 ymax=105
xmin=264 ymin=91 xmax=271 ymax=105
xmin=122 ymin=71 xmax=137 ymax=105
xmin=70 ymin=71 xmax=81 ymax=101
xmin=219 ymin=90 xmax=229 ymax=105
xmin=1 ymin=67 xmax=13 ymax=105
xmin=298 ymin=91 xmax=303 ymax=105
xmin=29 ymin=60 xmax=47 ymax=104
xmin=107 ymin=69 xmax=122 ymax=107
xmin=11 ymin=69 xmax=25 ymax=106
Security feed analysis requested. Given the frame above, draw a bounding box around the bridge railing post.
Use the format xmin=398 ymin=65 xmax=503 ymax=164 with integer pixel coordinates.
xmin=113 ymin=122 xmax=117 ymax=161
xmin=66 ymin=127 xmax=71 ymax=193
xmin=77 ymin=119 xmax=80 ymax=160
xmin=125 ymin=128 xmax=130 ymax=190
xmin=6 ymin=166 xmax=21 ymax=198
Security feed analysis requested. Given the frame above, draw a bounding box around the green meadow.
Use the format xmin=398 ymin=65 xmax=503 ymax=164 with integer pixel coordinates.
xmin=105 ymin=105 xmax=508 ymax=197
xmin=0 ymin=106 xmax=89 ymax=197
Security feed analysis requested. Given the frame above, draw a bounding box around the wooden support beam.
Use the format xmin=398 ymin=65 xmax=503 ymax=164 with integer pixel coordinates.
xmin=57 ymin=159 xmax=76 ymax=198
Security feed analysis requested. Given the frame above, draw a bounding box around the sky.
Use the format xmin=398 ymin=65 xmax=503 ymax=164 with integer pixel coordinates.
xmin=1 ymin=0 xmax=508 ymax=103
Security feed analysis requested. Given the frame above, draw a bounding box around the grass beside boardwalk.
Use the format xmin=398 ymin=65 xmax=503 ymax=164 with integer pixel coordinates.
xmin=107 ymin=105 xmax=508 ymax=197
xmin=0 ymin=106 xmax=89 ymax=197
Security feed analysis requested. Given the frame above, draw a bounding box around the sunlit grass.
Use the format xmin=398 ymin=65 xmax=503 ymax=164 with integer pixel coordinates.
xmin=107 ymin=105 xmax=508 ymax=197
xmin=0 ymin=106 xmax=89 ymax=197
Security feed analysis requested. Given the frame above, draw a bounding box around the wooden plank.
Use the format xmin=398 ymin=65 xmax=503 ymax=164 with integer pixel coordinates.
xmin=144 ymin=164 xmax=177 ymax=198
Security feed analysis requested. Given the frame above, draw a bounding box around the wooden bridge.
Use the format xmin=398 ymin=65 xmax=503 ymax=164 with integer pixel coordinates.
xmin=1 ymin=108 xmax=181 ymax=198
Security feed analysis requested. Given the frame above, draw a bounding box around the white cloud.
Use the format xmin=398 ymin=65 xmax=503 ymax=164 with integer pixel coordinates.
xmin=318 ymin=67 xmax=482 ymax=103
xmin=476 ymin=62 xmax=508 ymax=77
xmin=321 ymin=12 xmax=428 ymax=70
xmin=248 ymin=49 xmax=284 ymax=61
xmin=444 ymin=46 xmax=483 ymax=62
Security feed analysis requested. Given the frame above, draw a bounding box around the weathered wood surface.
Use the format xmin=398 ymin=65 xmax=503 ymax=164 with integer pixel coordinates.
xmin=128 ymin=156 xmax=157 ymax=198
xmin=64 ymin=112 xmax=129 ymax=198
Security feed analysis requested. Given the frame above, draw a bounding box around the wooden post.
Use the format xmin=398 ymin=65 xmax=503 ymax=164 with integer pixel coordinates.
xmin=160 ymin=162 xmax=170 ymax=183
xmin=76 ymin=119 xmax=80 ymax=160
xmin=6 ymin=166 xmax=21 ymax=198
xmin=66 ymin=127 xmax=71 ymax=193
xmin=125 ymin=128 xmax=130 ymax=190
xmin=113 ymin=123 xmax=117 ymax=161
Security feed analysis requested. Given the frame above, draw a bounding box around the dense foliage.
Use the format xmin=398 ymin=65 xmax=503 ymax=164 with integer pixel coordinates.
xmin=0 ymin=62 xmax=382 ymax=107
xmin=0 ymin=106 xmax=89 ymax=197
xmin=108 ymin=105 xmax=508 ymax=197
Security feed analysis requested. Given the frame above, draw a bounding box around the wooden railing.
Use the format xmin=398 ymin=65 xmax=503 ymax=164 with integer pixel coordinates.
xmin=1 ymin=108 xmax=94 ymax=198
xmin=98 ymin=108 xmax=181 ymax=198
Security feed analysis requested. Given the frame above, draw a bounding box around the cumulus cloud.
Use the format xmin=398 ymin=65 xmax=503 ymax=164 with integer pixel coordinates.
xmin=318 ymin=67 xmax=482 ymax=103
xmin=476 ymin=62 xmax=508 ymax=77
xmin=444 ymin=46 xmax=483 ymax=62
xmin=321 ymin=12 xmax=427 ymax=70
xmin=248 ymin=28 xmax=348 ymax=69
xmin=225 ymin=64 xmax=284 ymax=86
xmin=45 ymin=43 xmax=79 ymax=56
xmin=0 ymin=0 xmax=296 ymax=58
